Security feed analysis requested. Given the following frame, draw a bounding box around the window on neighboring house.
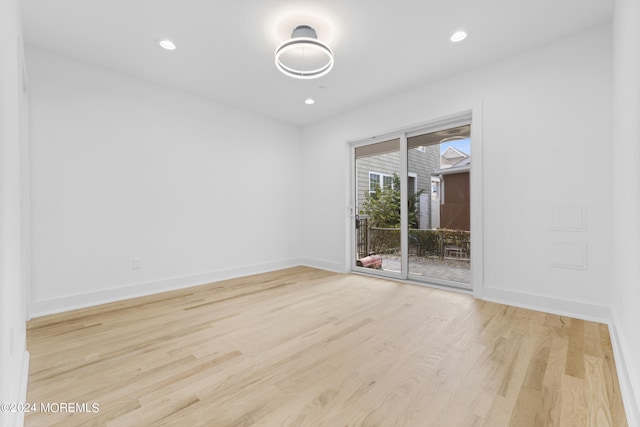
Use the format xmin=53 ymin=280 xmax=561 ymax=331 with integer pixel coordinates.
xmin=369 ymin=172 xmax=394 ymax=196
xmin=369 ymin=173 xmax=380 ymax=194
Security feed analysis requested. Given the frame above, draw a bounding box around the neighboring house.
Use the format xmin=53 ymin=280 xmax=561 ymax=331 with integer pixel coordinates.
xmin=432 ymin=156 xmax=470 ymax=231
xmin=440 ymin=146 xmax=469 ymax=168
xmin=355 ymin=145 xmax=440 ymax=229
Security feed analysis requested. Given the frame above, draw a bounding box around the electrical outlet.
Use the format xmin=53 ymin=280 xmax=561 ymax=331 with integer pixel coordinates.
xmin=132 ymin=258 xmax=141 ymax=270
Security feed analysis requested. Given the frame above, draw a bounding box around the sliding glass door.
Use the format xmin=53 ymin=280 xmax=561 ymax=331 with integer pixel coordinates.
xmin=352 ymin=119 xmax=472 ymax=290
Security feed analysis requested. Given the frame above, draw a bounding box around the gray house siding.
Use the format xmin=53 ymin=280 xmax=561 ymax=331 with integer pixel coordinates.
xmin=355 ymin=145 xmax=440 ymax=228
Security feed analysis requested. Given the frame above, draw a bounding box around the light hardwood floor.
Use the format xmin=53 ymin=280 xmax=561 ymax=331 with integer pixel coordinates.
xmin=26 ymin=267 xmax=627 ymax=426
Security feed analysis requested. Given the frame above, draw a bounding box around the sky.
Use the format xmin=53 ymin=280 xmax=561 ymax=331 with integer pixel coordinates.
xmin=440 ymin=137 xmax=470 ymax=155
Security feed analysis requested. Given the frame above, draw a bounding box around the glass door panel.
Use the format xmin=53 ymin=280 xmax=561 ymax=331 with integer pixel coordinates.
xmin=407 ymin=126 xmax=471 ymax=288
xmin=354 ymin=138 xmax=403 ymax=276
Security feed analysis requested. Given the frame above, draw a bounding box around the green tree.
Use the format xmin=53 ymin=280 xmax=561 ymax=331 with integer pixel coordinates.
xmin=361 ymin=173 xmax=422 ymax=228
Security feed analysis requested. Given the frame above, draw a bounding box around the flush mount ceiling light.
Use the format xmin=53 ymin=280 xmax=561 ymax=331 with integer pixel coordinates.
xmin=304 ymin=98 xmax=315 ymax=105
xmin=450 ymin=31 xmax=467 ymax=42
xmin=158 ymin=39 xmax=176 ymax=50
xmin=275 ymin=25 xmax=334 ymax=79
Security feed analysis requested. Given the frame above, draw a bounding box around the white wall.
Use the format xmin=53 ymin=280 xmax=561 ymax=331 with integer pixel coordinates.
xmin=612 ymin=0 xmax=640 ymax=423
xmin=301 ymin=24 xmax=613 ymax=320
xmin=0 ymin=0 xmax=30 ymax=426
xmin=27 ymin=48 xmax=303 ymax=315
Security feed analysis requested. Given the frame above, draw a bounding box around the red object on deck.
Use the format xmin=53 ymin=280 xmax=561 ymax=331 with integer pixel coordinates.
xmin=356 ymin=255 xmax=382 ymax=269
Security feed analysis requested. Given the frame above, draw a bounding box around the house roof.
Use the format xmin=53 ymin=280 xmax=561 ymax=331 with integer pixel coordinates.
xmin=441 ymin=147 xmax=469 ymax=160
xmin=433 ymin=156 xmax=471 ymax=175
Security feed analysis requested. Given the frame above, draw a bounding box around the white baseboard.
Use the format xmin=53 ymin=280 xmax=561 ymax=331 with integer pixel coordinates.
xmin=481 ymin=287 xmax=611 ymax=324
xmin=30 ymin=258 xmax=301 ymax=317
xmin=609 ymin=321 xmax=640 ymax=427
xmin=16 ymin=351 xmax=29 ymax=427
xmin=299 ymin=257 xmax=348 ymax=274
xmin=3 ymin=350 xmax=30 ymax=427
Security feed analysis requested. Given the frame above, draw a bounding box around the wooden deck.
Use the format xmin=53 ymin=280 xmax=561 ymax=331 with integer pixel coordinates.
xmin=25 ymin=267 xmax=627 ymax=426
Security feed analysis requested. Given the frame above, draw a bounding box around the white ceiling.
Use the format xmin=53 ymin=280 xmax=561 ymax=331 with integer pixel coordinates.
xmin=20 ymin=0 xmax=613 ymax=127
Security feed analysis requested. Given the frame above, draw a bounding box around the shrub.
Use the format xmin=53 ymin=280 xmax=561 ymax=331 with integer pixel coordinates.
xmin=360 ymin=173 xmax=422 ymax=229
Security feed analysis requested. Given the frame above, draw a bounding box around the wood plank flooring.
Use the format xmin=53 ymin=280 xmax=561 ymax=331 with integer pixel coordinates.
xmin=25 ymin=267 xmax=627 ymax=426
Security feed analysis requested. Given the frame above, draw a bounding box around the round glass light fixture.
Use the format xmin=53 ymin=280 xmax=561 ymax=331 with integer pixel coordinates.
xmin=158 ymin=39 xmax=176 ymax=50
xmin=275 ymin=25 xmax=333 ymax=79
xmin=305 ymin=98 xmax=315 ymax=105
xmin=450 ymin=31 xmax=467 ymax=42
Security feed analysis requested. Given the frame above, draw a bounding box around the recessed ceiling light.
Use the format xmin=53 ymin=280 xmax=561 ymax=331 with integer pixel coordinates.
xmin=450 ymin=31 xmax=467 ymax=42
xmin=305 ymin=98 xmax=315 ymax=105
xmin=158 ymin=39 xmax=176 ymax=50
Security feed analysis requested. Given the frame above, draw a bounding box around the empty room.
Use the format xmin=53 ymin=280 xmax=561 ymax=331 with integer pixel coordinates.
xmin=1 ymin=0 xmax=639 ymax=426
